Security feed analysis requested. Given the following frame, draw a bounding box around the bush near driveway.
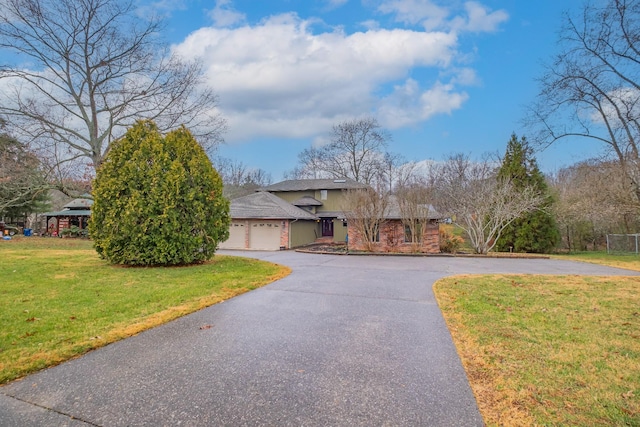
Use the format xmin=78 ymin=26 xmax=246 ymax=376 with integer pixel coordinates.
xmin=90 ymin=120 xmax=230 ymax=266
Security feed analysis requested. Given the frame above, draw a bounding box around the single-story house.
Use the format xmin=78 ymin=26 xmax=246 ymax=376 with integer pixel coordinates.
xmin=345 ymin=196 xmax=443 ymax=253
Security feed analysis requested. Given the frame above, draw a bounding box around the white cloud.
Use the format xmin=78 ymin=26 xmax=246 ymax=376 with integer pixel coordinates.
xmin=449 ymin=67 xmax=479 ymax=86
xmin=174 ymin=9 xmax=488 ymax=143
xmin=450 ymin=2 xmax=509 ymax=33
xmin=208 ymin=0 xmax=246 ymax=28
xmin=359 ymin=19 xmax=381 ymax=30
xmin=325 ymin=0 xmax=349 ymax=10
xmin=377 ymin=0 xmax=449 ymax=30
xmin=377 ymin=79 xmax=469 ymax=128
xmin=589 ymin=87 xmax=640 ymax=129
xmin=376 ymin=0 xmax=508 ymax=33
xmin=136 ymin=0 xmax=187 ymax=19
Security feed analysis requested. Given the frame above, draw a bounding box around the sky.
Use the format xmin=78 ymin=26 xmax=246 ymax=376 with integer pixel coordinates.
xmin=10 ymin=0 xmax=608 ymax=180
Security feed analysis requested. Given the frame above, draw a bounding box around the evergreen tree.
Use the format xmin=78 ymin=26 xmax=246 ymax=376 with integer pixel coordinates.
xmin=89 ymin=120 xmax=230 ymax=266
xmin=495 ymin=134 xmax=560 ymax=253
xmin=0 ymin=132 xmax=49 ymax=216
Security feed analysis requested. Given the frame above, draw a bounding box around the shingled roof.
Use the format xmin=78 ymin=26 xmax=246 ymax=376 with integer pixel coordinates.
xmin=385 ymin=195 xmax=443 ymax=220
xmin=63 ymin=195 xmax=93 ymax=210
xmin=259 ymin=178 xmax=367 ymax=192
xmin=230 ymin=191 xmax=318 ymax=220
xmin=292 ymin=196 xmax=323 ymax=207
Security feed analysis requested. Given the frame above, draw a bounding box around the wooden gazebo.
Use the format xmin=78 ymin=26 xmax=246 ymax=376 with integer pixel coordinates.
xmin=44 ymin=195 xmax=93 ymax=236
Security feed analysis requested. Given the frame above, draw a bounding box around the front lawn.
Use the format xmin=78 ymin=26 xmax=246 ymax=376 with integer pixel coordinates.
xmin=435 ymin=274 xmax=640 ymax=426
xmin=0 ymin=237 xmax=290 ymax=384
xmin=552 ymin=251 xmax=640 ymax=272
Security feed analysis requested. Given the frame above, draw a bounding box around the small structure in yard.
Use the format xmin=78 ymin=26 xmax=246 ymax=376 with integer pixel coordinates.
xmin=43 ymin=195 xmax=92 ymax=237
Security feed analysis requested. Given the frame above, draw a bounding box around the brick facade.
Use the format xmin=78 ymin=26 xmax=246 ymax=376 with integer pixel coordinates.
xmin=348 ymin=220 xmax=440 ymax=253
xmin=280 ymin=220 xmax=290 ymax=249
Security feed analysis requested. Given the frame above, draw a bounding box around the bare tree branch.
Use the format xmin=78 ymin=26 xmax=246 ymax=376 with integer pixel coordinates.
xmin=289 ymin=117 xmax=390 ymax=185
xmin=527 ymin=0 xmax=640 ymax=202
xmin=340 ymin=188 xmax=389 ymax=252
xmin=0 ymin=0 xmax=226 ymax=171
xmin=433 ymin=154 xmax=545 ymax=254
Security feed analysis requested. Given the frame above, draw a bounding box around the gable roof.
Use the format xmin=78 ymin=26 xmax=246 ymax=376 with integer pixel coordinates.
xmin=259 ymin=178 xmax=367 ymax=192
xmin=385 ymin=195 xmax=443 ymax=220
xmin=63 ymin=196 xmax=93 ymax=210
xmin=230 ymin=191 xmax=318 ymax=220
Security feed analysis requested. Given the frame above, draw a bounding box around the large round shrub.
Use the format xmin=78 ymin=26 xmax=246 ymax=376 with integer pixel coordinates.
xmin=89 ymin=120 xmax=230 ymax=265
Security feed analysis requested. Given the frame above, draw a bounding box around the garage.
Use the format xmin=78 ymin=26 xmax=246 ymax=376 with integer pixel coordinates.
xmin=249 ymin=221 xmax=282 ymax=250
xmin=219 ymin=222 xmax=247 ymax=249
xmin=224 ymin=191 xmax=317 ymax=251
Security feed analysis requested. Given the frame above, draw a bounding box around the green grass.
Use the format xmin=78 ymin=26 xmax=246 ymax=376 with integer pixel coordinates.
xmin=552 ymin=251 xmax=640 ymax=272
xmin=0 ymin=237 xmax=290 ymax=384
xmin=435 ymin=274 xmax=640 ymax=426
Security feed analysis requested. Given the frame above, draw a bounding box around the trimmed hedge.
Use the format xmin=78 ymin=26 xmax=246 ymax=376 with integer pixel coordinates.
xmin=89 ymin=120 xmax=230 ymax=265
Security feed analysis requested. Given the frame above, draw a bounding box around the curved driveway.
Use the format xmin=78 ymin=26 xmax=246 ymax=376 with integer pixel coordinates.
xmin=1 ymin=251 xmax=637 ymax=426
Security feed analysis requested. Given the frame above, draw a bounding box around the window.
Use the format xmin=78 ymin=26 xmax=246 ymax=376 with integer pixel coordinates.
xmin=404 ymin=223 xmax=422 ymax=243
xmin=320 ymin=189 xmax=327 ymax=200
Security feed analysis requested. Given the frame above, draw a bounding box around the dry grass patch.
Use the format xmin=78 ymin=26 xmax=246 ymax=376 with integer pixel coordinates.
xmin=0 ymin=237 xmax=290 ymax=384
xmin=434 ymin=274 xmax=640 ymax=426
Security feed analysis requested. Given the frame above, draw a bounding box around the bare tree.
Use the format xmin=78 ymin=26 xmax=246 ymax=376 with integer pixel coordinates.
xmin=289 ymin=117 xmax=390 ymax=185
xmin=395 ymin=184 xmax=433 ymax=251
xmin=0 ymin=0 xmax=226 ymax=171
xmin=433 ymin=154 xmax=545 ymax=254
xmin=340 ymin=188 xmax=389 ymax=252
xmin=378 ymin=152 xmax=419 ymax=193
xmin=213 ymin=157 xmax=272 ymax=199
xmin=527 ymin=0 xmax=640 ymax=202
xmin=549 ymin=158 xmax=639 ymax=250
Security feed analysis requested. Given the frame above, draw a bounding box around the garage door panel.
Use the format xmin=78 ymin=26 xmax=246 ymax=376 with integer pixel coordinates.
xmin=249 ymin=222 xmax=281 ymax=250
xmin=220 ymin=223 xmax=246 ymax=249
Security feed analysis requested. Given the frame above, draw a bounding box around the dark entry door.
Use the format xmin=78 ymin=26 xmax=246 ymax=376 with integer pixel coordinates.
xmin=321 ymin=219 xmax=334 ymax=237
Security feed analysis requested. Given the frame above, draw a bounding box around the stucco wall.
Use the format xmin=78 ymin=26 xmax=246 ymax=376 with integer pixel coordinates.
xmin=333 ymin=219 xmax=348 ymax=243
xmin=289 ymin=220 xmax=319 ymax=248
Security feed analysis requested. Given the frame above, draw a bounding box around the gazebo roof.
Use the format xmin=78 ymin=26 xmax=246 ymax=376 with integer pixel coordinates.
xmin=63 ymin=196 xmax=93 ymax=210
xmin=44 ymin=209 xmax=91 ymax=217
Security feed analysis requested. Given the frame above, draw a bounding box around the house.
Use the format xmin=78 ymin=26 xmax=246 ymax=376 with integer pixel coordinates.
xmin=219 ymin=178 xmax=366 ymax=250
xmin=43 ymin=195 xmax=93 ymax=236
xmin=220 ymin=178 xmax=443 ymax=253
xmin=219 ymin=191 xmax=318 ymax=250
xmin=345 ymin=195 xmax=442 ymax=254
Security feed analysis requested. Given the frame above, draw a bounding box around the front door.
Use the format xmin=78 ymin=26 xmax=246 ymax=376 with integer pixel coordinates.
xmin=321 ymin=218 xmax=334 ymax=237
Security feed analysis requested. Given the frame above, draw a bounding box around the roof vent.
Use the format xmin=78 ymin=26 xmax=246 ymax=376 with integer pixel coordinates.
xmin=333 ymin=179 xmax=346 ymax=183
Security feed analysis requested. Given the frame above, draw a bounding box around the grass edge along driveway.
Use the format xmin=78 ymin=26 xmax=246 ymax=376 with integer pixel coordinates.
xmin=0 ymin=238 xmax=290 ymax=385
xmin=434 ymin=273 xmax=640 ymax=426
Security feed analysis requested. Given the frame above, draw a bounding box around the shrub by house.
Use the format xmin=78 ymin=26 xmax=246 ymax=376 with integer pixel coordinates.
xmin=89 ymin=120 xmax=229 ymax=266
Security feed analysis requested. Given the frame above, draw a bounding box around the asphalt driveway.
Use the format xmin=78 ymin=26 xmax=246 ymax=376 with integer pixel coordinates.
xmin=1 ymin=252 xmax=637 ymax=426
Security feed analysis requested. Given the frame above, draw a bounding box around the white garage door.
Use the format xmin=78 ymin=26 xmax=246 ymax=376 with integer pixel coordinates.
xmin=220 ymin=222 xmax=246 ymax=249
xmin=249 ymin=221 xmax=281 ymax=250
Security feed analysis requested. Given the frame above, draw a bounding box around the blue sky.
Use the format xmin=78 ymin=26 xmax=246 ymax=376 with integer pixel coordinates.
xmin=11 ymin=0 xmax=605 ymax=180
